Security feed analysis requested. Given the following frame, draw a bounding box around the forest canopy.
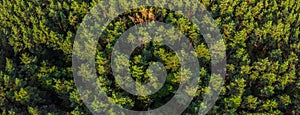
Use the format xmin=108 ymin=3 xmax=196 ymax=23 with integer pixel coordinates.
xmin=0 ymin=0 xmax=299 ymax=114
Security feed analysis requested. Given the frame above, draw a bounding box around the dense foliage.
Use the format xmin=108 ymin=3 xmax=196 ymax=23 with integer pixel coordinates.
xmin=0 ymin=0 xmax=299 ymax=114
